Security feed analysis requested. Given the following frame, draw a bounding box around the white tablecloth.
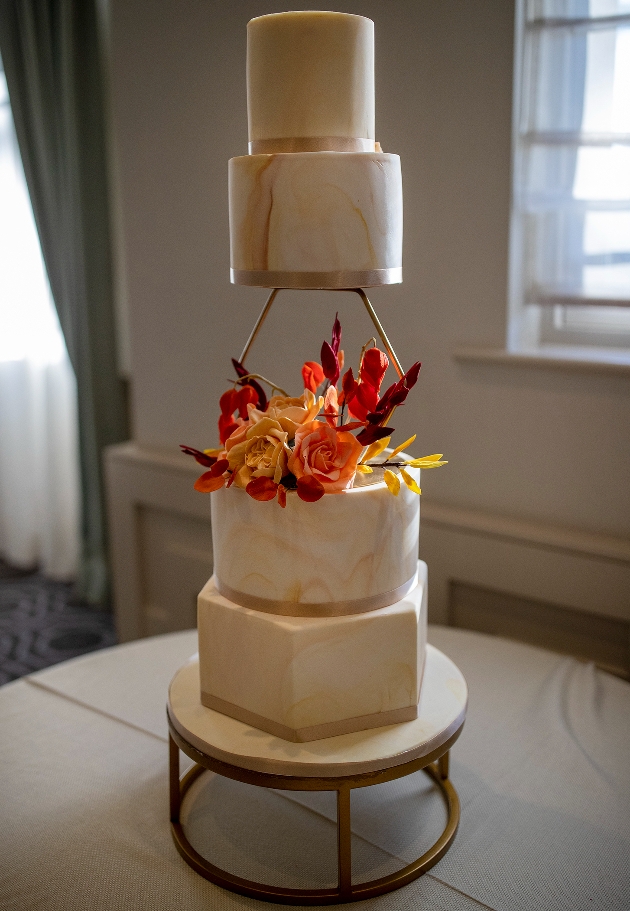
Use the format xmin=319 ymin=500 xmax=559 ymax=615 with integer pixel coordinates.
xmin=0 ymin=627 xmax=628 ymax=910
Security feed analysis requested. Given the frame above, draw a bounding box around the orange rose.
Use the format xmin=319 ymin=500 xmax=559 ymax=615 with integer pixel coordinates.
xmin=225 ymin=416 xmax=289 ymax=488
xmin=287 ymin=420 xmax=363 ymax=494
xmin=248 ymin=390 xmax=322 ymax=439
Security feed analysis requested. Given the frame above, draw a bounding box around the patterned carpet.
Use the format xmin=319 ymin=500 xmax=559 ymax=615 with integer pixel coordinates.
xmin=0 ymin=559 xmax=117 ymax=686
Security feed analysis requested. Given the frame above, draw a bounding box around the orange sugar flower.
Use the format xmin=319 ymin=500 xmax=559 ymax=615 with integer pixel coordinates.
xmin=302 ymin=361 xmax=325 ymax=393
xmin=287 ymin=420 xmax=363 ymax=494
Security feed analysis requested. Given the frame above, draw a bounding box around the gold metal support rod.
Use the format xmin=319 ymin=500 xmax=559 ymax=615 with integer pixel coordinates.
xmin=337 ymin=786 xmax=352 ymax=897
xmin=438 ymin=750 xmax=450 ymax=781
xmin=239 ymin=288 xmax=279 ymax=366
xmin=354 ymin=288 xmax=404 ymax=379
xmin=238 ymin=287 xmax=405 ymax=382
xmin=169 ymin=733 xmax=181 ymax=822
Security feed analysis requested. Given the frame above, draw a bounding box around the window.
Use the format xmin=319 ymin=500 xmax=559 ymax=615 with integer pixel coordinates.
xmin=0 ymin=64 xmax=66 ymax=365
xmin=0 ymin=58 xmax=80 ymax=578
xmin=509 ymin=0 xmax=630 ymax=360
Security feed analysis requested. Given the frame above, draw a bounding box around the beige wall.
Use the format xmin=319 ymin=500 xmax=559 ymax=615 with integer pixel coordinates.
xmin=105 ymin=0 xmax=630 ymax=642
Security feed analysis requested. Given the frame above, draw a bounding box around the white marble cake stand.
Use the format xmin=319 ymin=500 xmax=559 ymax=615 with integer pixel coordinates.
xmin=167 ymin=644 xmax=467 ymax=904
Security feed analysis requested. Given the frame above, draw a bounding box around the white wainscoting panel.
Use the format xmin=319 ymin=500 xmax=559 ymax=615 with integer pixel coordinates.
xmin=105 ymin=443 xmax=213 ymax=641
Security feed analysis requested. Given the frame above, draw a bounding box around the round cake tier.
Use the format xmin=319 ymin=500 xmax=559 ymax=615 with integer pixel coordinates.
xmin=247 ymin=12 xmax=374 ymax=152
xmin=210 ymin=469 xmax=419 ymax=615
xmin=229 ymin=151 xmax=403 ymax=289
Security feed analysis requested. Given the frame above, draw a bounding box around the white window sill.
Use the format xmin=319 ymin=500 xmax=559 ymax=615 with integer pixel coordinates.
xmin=453 ymin=346 xmax=630 ymax=377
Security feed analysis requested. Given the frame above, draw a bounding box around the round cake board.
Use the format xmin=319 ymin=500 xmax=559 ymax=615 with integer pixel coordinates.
xmin=168 ymin=644 xmax=467 ymax=778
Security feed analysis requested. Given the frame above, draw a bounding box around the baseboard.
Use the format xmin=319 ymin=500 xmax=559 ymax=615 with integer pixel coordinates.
xmin=449 ymin=580 xmax=630 ymax=679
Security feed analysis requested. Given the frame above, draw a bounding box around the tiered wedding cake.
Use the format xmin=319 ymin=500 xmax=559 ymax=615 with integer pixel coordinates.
xmin=183 ymin=12 xmax=446 ymax=743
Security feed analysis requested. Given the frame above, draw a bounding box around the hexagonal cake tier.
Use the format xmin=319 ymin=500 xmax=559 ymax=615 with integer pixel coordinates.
xmin=198 ymin=561 xmax=427 ymax=742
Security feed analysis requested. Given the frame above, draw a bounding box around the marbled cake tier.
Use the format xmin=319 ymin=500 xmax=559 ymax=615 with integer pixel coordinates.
xmin=229 ymin=151 xmax=402 ymax=288
xmin=210 ymin=465 xmax=419 ymax=616
xmin=198 ymin=561 xmax=427 ymax=742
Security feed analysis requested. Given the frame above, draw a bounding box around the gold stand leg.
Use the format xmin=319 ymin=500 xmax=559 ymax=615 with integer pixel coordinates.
xmin=337 ymin=786 xmax=352 ymax=898
xmin=169 ymin=733 xmax=180 ymax=822
xmin=168 ymin=718 xmax=461 ymax=904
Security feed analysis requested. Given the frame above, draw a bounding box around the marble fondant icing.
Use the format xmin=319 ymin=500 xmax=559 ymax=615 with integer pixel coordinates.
xmin=211 ymin=466 xmax=419 ymax=613
xmin=229 ymin=152 xmax=402 ymax=286
xmin=198 ymin=562 xmax=428 ymax=742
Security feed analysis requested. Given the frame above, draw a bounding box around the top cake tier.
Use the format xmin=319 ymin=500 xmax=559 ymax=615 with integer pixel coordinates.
xmin=247 ymin=11 xmax=375 ymax=153
xmin=230 ymin=11 xmax=402 ymax=289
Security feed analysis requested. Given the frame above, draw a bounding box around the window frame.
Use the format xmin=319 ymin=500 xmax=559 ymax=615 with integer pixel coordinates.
xmin=508 ymin=0 xmax=630 ymax=359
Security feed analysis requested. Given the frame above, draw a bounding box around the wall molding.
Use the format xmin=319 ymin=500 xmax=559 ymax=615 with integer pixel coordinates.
xmin=422 ymin=500 xmax=630 ymax=565
xmin=453 ymin=346 xmax=630 ymax=377
xmin=105 ymin=442 xmax=630 ymax=641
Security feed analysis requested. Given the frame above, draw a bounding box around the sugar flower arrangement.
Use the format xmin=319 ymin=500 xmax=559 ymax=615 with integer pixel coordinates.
xmin=181 ymin=315 xmax=446 ymax=506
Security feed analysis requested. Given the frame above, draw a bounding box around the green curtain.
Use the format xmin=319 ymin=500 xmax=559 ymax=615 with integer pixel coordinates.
xmin=0 ymin=0 xmax=128 ymax=605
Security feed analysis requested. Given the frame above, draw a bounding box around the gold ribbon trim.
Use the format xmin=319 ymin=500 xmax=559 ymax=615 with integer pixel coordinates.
xmin=230 ymin=267 xmax=402 ymax=290
xmin=201 ymin=691 xmax=418 ymax=743
xmin=214 ymin=573 xmax=417 ymax=618
xmin=248 ymin=136 xmax=378 ymax=154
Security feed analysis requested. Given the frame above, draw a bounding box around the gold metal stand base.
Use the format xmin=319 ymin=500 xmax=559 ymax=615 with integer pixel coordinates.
xmin=169 ymin=718 xmax=461 ymax=905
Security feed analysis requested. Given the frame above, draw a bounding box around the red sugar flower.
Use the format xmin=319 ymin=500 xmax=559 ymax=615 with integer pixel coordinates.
xmin=302 ymin=361 xmax=325 ymax=393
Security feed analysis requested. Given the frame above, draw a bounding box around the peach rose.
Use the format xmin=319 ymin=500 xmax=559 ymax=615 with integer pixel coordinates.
xmin=248 ymin=390 xmax=322 ymax=439
xmin=287 ymin=420 xmax=363 ymax=494
xmin=225 ymin=416 xmax=289 ymax=488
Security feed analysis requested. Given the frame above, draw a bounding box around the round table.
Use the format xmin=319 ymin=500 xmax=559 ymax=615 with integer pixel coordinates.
xmin=167 ymin=644 xmax=467 ymax=904
xmin=3 ymin=626 xmax=629 ymax=911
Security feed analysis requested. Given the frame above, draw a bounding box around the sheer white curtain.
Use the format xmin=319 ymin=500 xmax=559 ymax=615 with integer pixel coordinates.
xmin=510 ymin=0 xmax=630 ymax=354
xmin=0 ymin=68 xmax=80 ymax=579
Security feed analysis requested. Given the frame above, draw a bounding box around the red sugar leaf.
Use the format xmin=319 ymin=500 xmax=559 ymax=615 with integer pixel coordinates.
xmin=356 ymin=425 xmax=395 ymax=446
xmin=336 ymin=421 xmax=365 ymax=432
xmin=219 ymin=389 xmax=239 ymax=416
xmin=320 ymin=341 xmax=339 ymax=384
xmin=231 ymin=358 xmax=267 ymax=411
xmin=296 ymin=476 xmax=325 ymax=502
xmin=277 ymin=484 xmax=287 ymax=508
xmin=219 ymin=414 xmax=240 ymax=444
xmin=194 ymin=472 xmax=225 ymax=493
xmin=236 ymin=385 xmax=258 ymax=419
xmin=331 ymin=313 xmax=342 ymax=356
xmin=341 ymin=367 xmax=357 ymax=401
xmin=403 ymin=361 xmax=421 ymax=390
xmin=231 ymin=357 xmax=248 ymax=379
xmin=246 ymin=477 xmax=278 ymax=501
xmin=210 ymin=458 xmax=229 ymax=477
xmin=179 ymin=445 xmax=217 ymax=468
xmin=302 ymin=361 xmax=325 ymax=393
xmin=360 ymin=347 xmax=389 ymax=392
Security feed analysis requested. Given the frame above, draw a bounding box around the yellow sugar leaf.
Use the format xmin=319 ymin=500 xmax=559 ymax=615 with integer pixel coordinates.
xmin=383 ymin=469 xmax=400 ymax=496
xmin=386 ymin=434 xmax=417 ymax=461
xmin=204 ymin=448 xmax=224 ymax=458
xmin=400 ymin=467 xmax=421 ymax=495
xmin=356 ymin=463 xmax=373 ymax=474
xmin=405 ymin=454 xmax=447 ymax=468
xmin=360 ymin=436 xmax=391 ymax=464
